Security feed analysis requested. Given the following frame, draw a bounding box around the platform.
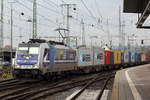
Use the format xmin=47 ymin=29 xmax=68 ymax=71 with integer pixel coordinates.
xmin=111 ymin=64 xmax=150 ymax=100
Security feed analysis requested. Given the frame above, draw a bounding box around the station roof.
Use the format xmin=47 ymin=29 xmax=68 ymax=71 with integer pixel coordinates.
xmin=123 ymin=0 xmax=150 ymax=29
xmin=123 ymin=0 xmax=149 ymax=13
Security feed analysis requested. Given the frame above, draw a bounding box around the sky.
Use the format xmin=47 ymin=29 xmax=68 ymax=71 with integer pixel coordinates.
xmin=1 ymin=0 xmax=150 ymax=48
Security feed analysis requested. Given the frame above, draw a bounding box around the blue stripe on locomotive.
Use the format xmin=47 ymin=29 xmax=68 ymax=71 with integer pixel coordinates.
xmin=16 ymin=55 xmax=38 ymax=65
xmin=121 ymin=52 xmax=124 ymax=63
xmin=128 ymin=52 xmax=131 ymax=63
xmin=49 ymin=46 xmax=55 ymax=69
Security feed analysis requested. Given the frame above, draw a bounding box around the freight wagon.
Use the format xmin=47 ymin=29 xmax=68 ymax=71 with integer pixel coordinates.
xmin=13 ymin=40 xmax=150 ymax=80
xmin=77 ymin=46 xmax=104 ymax=73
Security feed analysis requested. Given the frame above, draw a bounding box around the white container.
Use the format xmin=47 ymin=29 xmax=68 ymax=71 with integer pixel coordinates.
xmin=124 ymin=51 xmax=128 ymax=63
xmin=77 ymin=47 xmax=93 ymax=67
xmin=141 ymin=53 xmax=146 ymax=62
xmin=93 ymin=47 xmax=104 ymax=65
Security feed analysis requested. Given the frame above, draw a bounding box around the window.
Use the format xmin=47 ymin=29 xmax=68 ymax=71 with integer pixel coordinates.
xmin=29 ymin=47 xmax=39 ymax=55
xmin=18 ymin=47 xmax=28 ymax=50
xmin=17 ymin=47 xmax=28 ymax=55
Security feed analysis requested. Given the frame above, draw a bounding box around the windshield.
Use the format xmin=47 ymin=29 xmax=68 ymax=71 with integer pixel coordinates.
xmin=17 ymin=47 xmax=39 ymax=55
xmin=17 ymin=47 xmax=28 ymax=55
xmin=29 ymin=47 xmax=39 ymax=54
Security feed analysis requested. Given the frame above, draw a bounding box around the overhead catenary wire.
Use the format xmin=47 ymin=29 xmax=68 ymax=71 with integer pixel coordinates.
xmin=3 ymin=15 xmax=54 ymax=31
xmin=4 ymin=6 xmax=54 ymax=28
xmin=43 ymin=0 xmax=60 ymax=8
xmin=42 ymin=0 xmax=65 ymax=16
xmin=73 ymin=2 xmax=104 ymax=29
xmin=2 ymin=17 xmax=54 ymax=41
xmin=94 ymin=0 xmax=102 ymax=19
xmin=31 ymin=0 xmax=107 ymax=35
xmin=26 ymin=0 xmax=61 ymax=15
xmin=80 ymin=0 xmax=96 ymax=20
xmin=60 ymin=0 xmax=66 ymax=3
xmin=16 ymin=0 xmax=59 ymax=26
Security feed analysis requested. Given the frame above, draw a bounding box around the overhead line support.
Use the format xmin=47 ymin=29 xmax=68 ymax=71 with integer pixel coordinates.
xmin=33 ymin=0 xmax=37 ymax=39
xmin=0 ymin=0 xmax=4 ymax=66
xmin=61 ymin=4 xmax=76 ymax=46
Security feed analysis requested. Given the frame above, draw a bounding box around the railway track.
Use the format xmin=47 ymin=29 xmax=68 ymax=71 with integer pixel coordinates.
xmin=0 ymin=80 xmax=41 ymax=92
xmin=0 ymin=71 xmax=115 ymax=100
xmin=0 ymin=72 xmax=103 ymax=100
xmin=0 ymin=78 xmax=15 ymax=83
xmin=0 ymin=79 xmax=40 ymax=90
xmin=0 ymin=79 xmax=18 ymax=85
xmin=68 ymin=72 xmax=115 ymax=100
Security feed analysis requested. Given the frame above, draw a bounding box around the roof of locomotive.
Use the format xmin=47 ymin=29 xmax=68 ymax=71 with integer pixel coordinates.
xmin=18 ymin=43 xmax=40 ymax=47
xmin=18 ymin=42 xmax=74 ymax=50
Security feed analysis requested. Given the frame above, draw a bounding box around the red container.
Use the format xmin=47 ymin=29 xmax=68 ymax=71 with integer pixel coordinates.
xmin=146 ymin=54 xmax=150 ymax=62
xmin=105 ymin=51 xmax=110 ymax=65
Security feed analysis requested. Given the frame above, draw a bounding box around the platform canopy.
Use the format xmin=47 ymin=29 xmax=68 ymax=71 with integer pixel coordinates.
xmin=124 ymin=0 xmax=150 ymax=29
xmin=123 ymin=0 xmax=149 ymax=13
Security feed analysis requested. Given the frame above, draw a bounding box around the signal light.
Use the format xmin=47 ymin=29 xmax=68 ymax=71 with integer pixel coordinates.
xmin=141 ymin=40 xmax=144 ymax=44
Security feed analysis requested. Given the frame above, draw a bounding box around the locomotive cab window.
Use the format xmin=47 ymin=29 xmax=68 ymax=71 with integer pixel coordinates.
xmin=29 ymin=47 xmax=39 ymax=55
xmin=17 ymin=47 xmax=28 ymax=55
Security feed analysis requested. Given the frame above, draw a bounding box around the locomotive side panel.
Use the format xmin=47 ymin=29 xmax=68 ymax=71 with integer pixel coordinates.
xmin=42 ymin=45 xmax=77 ymax=73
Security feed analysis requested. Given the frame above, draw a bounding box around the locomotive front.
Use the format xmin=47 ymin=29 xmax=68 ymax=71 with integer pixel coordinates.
xmin=13 ymin=43 xmax=41 ymax=78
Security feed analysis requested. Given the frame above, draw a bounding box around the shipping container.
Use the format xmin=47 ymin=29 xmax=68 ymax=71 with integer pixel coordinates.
xmin=128 ymin=52 xmax=131 ymax=63
xmin=112 ymin=50 xmax=121 ymax=64
xmin=93 ymin=47 xmax=104 ymax=65
xmin=140 ymin=53 xmax=146 ymax=62
xmin=134 ymin=52 xmax=139 ymax=63
xmin=131 ymin=52 xmax=135 ymax=63
xmin=110 ymin=51 xmax=114 ymax=64
xmin=77 ymin=47 xmax=93 ymax=67
xmin=121 ymin=52 xmax=124 ymax=63
xmin=124 ymin=51 xmax=128 ymax=63
xmin=138 ymin=53 xmax=141 ymax=62
xmin=104 ymin=51 xmax=110 ymax=65
xmin=113 ymin=50 xmax=117 ymax=64
xmin=118 ymin=51 xmax=121 ymax=64
xmin=145 ymin=54 xmax=150 ymax=62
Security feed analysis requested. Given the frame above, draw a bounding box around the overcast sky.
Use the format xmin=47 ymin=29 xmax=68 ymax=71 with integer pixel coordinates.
xmin=1 ymin=0 xmax=150 ymax=48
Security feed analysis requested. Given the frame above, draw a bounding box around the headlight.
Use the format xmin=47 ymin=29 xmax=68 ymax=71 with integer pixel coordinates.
xmin=33 ymin=65 xmax=38 ymax=68
xmin=15 ymin=65 xmax=20 ymax=68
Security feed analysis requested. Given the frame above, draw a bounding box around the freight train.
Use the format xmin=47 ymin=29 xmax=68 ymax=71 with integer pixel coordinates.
xmin=13 ymin=39 xmax=150 ymax=79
